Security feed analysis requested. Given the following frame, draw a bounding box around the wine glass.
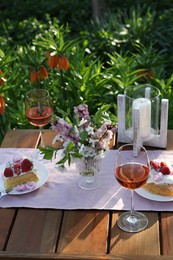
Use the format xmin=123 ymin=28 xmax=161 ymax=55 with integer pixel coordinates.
xmin=25 ymin=89 xmax=53 ymax=147
xmin=114 ymin=144 xmax=150 ymax=232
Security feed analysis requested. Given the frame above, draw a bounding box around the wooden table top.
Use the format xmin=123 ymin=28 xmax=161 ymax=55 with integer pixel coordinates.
xmin=1 ymin=129 xmax=173 ymax=260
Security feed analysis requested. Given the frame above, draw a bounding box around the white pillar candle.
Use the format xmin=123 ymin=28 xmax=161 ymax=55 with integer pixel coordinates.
xmin=132 ymin=98 xmax=151 ymax=139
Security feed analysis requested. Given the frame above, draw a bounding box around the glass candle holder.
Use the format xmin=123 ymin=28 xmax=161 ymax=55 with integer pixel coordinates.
xmin=124 ymin=84 xmax=160 ymax=142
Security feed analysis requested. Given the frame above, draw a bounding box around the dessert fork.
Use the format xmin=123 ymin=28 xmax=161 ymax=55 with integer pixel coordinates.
xmin=0 ymin=187 xmax=13 ymax=198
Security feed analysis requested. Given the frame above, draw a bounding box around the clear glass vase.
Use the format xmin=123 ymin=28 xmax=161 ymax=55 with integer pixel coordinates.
xmin=77 ymin=156 xmax=101 ymax=190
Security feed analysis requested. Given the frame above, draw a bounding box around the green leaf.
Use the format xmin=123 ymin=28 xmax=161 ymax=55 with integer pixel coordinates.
xmin=66 ymin=141 xmax=75 ymax=151
xmin=80 ymin=131 xmax=88 ymax=141
xmin=67 ymin=153 xmax=71 ymax=166
xmin=38 ymin=146 xmax=56 ymax=160
xmin=56 ymin=155 xmax=68 ymax=165
xmin=71 ymin=152 xmax=83 ymax=158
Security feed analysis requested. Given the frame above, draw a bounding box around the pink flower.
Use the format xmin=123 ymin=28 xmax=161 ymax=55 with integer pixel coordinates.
xmin=94 ymin=125 xmax=106 ymax=139
xmin=74 ymin=104 xmax=90 ymax=119
xmin=104 ymin=130 xmax=113 ymax=141
xmin=94 ymin=124 xmax=113 ymax=141
xmin=52 ymin=117 xmax=81 ymax=144
xmin=52 ymin=117 xmax=71 ymax=136
xmin=95 ymin=139 xmax=107 ymax=150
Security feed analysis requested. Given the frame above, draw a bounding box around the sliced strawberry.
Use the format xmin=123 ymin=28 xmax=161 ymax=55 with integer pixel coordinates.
xmin=160 ymin=166 xmax=171 ymax=175
xmin=150 ymin=160 xmax=160 ymax=171
xmin=21 ymin=158 xmax=33 ymax=172
xmin=4 ymin=167 xmax=13 ymax=178
xmin=13 ymin=163 xmax=21 ymax=175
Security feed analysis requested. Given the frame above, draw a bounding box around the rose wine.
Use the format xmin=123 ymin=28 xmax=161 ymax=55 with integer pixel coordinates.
xmin=115 ymin=163 xmax=149 ymax=189
xmin=26 ymin=106 xmax=53 ymax=127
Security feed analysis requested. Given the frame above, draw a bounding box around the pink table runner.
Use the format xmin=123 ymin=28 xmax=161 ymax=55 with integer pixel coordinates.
xmin=0 ymin=148 xmax=173 ymax=211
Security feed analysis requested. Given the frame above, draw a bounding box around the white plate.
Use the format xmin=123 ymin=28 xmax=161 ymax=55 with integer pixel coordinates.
xmin=0 ymin=159 xmax=49 ymax=195
xmin=136 ymin=188 xmax=173 ymax=202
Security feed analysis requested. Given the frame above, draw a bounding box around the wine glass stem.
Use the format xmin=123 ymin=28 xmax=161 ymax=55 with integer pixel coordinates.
xmin=39 ymin=126 xmax=45 ymax=147
xmin=130 ymin=189 xmax=135 ymax=213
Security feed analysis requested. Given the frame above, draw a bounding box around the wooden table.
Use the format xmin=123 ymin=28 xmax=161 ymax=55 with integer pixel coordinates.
xmin=1 ymin=129 xmax=173 ymax=260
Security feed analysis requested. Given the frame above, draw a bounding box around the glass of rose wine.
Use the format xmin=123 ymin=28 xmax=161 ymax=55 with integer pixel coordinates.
xmin=114 ymin=144 xmax=150 ymax=232
xmin=25 ymin=89 xmax=53 ymax=147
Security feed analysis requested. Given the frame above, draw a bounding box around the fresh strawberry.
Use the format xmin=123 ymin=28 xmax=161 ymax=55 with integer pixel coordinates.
xmin=4 ymin=167 xmax=13 ymax=177
xmin=160 ymin=161 xmax=168 ymax=168
xmin=13 ymin=163 xmax=21 ymax=175
xmin=150 ymin=160 xmax=160 ymax=171
xmin=21 ymin=159 xmax=33 ymax=172
xmin=160 ymin=166 xmax=171 ymax=175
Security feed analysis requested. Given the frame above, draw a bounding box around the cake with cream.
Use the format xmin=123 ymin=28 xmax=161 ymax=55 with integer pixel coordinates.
xmin=143 ymin=160 xmax=173 ymax=196
xmin=3 ymin=156 xmax=39 ymax=191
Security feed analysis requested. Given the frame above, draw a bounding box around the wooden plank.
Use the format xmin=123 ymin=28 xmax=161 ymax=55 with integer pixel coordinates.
xmin=39 ymin=130 xmax=63 ymax=148
xmin=166 ymin=130 xmax=173 ymax=150
xmin=57 ymin=210 xmax=109 ymax=254
xmin=6 ymin=209 xmax=62 ymax=253
xmin=160 ymin=213 xmax=173 ymax=255
xmin=109 ymin=212 xmax=160 ymax=255
xmin=0 ymin=129 xmax=60 ymax=148
xmin=0 ymin=130 xmax=39 ymax=148
xmin=0 ymin=252 xmax=173 ymax=260
xmin=0 ymin=209 xmax=16 ymax=250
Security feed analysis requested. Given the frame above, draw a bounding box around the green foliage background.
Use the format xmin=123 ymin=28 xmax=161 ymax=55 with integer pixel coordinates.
xmin=0 ymin=0 xmax=173 ymax=143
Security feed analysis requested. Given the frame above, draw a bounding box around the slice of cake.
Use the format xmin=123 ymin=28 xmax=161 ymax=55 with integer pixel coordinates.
xmin=4 ymin=171 xmax=39 ymax=190
xmin=3 ymin=157 xmax=39 ymax=191
xmin=143 ymin=160 xmax=173 ymax=196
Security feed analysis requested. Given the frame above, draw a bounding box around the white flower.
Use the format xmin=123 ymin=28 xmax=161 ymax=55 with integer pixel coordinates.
xmin=73 ymin=125 xmax=80 ymax=137
xmin=79 ymin=118 xmax=87 ymax=126
xmin=89 ymin=138 xmax=98 ymax=146
xmin=86 ymin=125 xmax=94 ymax=135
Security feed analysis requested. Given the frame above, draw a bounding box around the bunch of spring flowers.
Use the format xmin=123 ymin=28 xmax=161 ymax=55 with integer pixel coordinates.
xmin=50 ymin=104 xmax=117 ymax=167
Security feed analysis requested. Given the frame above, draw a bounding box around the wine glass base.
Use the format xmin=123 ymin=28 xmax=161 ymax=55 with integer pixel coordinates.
xmin=117 ymin=211 xmax=148 ymax=233
xmin=78 ymin=177 xmax=101 ymax=190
